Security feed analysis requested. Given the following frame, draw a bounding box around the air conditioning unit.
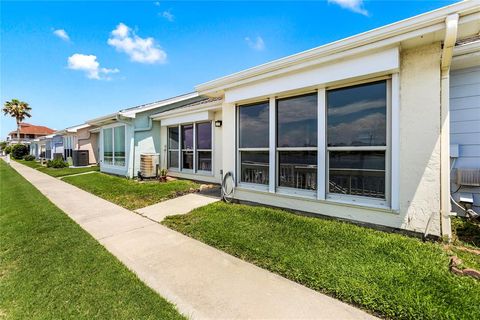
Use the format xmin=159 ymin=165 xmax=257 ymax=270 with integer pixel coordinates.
xmin=456 ymin=168 xmax=480 ymax=187
xmin=140 ymin=153 xmax=159 ymax=178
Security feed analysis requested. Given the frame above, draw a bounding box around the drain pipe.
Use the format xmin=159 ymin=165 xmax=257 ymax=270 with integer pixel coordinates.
xmin=439 ymin=13 xmax=459 ymax=240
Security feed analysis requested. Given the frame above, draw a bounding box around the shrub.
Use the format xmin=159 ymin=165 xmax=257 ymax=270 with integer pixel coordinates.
xmin=46 ymin=158 xmax=68 ymax=168
xmin=4 ymin=145 xmax=12 ymax=154
xmin=11 ymin=144 xmax=29 ymax=159
xmin=23 ymin=155 xmax=36 ymax=161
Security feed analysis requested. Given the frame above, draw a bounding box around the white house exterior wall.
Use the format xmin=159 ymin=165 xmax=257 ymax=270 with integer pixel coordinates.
xmin=398 ymin=43 xmax=442 ymax=235
xmin=221 ymin=43 xmax=444 ymax=236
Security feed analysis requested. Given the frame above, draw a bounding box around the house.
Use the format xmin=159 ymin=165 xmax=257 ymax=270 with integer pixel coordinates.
xmin=169 ymin=0 xmax=477 ymax=239
xmin=7 ymin=123 xmax=54 ymax=144
xmin=86 ymin=93 xmax=207 ymax=177
xmin=54 ymin=124 xmax=99 ymax=165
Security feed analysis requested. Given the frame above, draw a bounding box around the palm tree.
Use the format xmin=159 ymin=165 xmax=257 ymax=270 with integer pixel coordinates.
xmin=3 ymin=99 xmax=32 ymax=142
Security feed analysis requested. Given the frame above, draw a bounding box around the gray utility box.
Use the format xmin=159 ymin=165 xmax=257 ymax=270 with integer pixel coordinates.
xmin=73 ymin=150 xmax=89 ymax=167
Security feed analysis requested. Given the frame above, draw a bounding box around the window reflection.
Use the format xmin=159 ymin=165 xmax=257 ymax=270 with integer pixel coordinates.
xmin=240 ymin=151 xmax=269 ymax=185
xmin=277 ymin=94 xmax=317 ymax=147
xmin=278 ymin=151 xmax=317 ymax=190
xmin=239 ymin=102 xmax=269 ymax=148
xmin=182 ymin=124 xmax=193 ymax=150
xmin=329 ymin=151 xmax=385 ymax=198
xmin=327 ymin=81 xmax=386 ymax=147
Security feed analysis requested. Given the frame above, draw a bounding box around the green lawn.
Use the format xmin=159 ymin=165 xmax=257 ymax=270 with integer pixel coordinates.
xmin=16 ymin=159 xmax=100 ymax=177
xmin=163 ymin=202 xmax=480 ymax=320
xmin=63 ymin=172 xmax=199 ymax=210
xmin=0 ymin=161 xmax=185 ymax=319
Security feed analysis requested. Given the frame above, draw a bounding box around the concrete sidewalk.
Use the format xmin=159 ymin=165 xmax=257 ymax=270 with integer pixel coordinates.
xmin=10 ymin=160 xmax=377 ymax=320
xmin=136 ymin=193 xmax=219 ymax=222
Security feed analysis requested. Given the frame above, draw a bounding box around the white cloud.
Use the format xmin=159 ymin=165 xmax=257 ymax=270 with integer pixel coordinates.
xmin=328 ymin=0 xmax=369 ymax=16
xmin=161 ymin=10 xmax=174 ymax=22
xmin=67 ymin=54 xmax=119 ymax=80
xmin=245 ymin=36 xmax=265 ymax=51
xmin=53 ymin=29 xmax=70 ymax=41
xmin=107 ymin=23 xmax=167 ymax=64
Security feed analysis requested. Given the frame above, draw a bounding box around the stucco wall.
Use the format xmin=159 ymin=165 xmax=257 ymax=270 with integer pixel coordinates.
xmin=398 ymin=43 xmax=442 ymax=235
xmin=76 ymin=127 xmax=98 ymax=164
xmin=221 ymin=43 xmax=444 ymax=236
xmin=132 ymin=114 xmax=161 ymax=178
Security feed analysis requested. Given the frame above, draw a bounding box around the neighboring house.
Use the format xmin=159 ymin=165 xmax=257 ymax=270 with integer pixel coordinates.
xmin=185 ymin=0 xmax=479 ymax=239
xmin=54 ymin=124 xmax=99 ymax=165
xmin=86 ymin=93 xmax=206 ymax=177
xmin=7 ymin=122 xmax=55 ymax=144
xmin=450 ymin=42 xmax=480 ymax=213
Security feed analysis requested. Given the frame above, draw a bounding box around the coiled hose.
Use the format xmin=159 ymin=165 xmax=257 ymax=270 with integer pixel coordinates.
xmin=221 ymin=171 xmax=235 ymax=203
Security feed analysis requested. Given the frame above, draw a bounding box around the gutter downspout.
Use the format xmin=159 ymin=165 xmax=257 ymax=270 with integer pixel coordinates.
xmin=439 ymin=13 xmax=459 ymax=240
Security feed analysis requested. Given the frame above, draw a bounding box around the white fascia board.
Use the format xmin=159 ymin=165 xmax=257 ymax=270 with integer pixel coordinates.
xmin=150 ymin=101 xmax=222 ymax=120
xmin=196 ymin=1 xmax=479 ymax=94
xmin=160 ymin=111 xmax=214 ymax=127
xmin=119 ymin=92 xmax=199 ymax=118
xmin=66 ymin=123 xmax=90 ymax=133
xmin=225 ymin=47 xmax=399 ymax=103
xmin=86 ymin=113 xmax=118 ymax=125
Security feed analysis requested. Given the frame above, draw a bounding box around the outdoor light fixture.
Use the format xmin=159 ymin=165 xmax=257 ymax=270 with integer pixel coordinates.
xmin=215 ymin=120 xmax=223 ymax=127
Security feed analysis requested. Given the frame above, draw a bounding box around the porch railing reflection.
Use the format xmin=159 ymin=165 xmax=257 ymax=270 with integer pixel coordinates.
xmin=241 ymin=161 xmax=269 ymax=184
xmin=329 ymin=169 xmax=385 ymax=198
xmin=279 ymin=163 xmax=317 ymax=190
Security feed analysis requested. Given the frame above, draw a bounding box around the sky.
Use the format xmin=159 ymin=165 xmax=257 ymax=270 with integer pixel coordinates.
xmin=0 ymin=0 xmax=458 ymax=139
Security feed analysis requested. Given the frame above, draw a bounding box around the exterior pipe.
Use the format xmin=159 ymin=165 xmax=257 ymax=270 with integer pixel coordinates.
xmin=439 ymin=13 xmax=458 ymax=240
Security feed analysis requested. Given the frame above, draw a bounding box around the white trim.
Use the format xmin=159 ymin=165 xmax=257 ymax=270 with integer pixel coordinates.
xmin=391 ymin=74 xmax=400 ymax=211
xmin=161 ymin=111 xmax=213 ymax=127
xmin=268 ymin=96 xmax=276 ymax=193
xmin=151 ymin=102 xmax=222 ymax=120
xmin=317 ymin=88 xmax=326 ymax=200
xmin=120 ymin=92 xmax=199 ymax=118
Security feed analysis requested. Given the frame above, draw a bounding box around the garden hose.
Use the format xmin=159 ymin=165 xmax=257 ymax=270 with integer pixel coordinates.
xmin=221 ymin=171 xmax=235 ymax=203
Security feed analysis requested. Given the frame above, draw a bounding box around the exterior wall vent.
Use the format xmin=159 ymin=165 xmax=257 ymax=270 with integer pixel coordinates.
xmin=456 ymin=168 xmax=480 ymax=186
xmin=140 ymin=153 xmax=159 ymax=178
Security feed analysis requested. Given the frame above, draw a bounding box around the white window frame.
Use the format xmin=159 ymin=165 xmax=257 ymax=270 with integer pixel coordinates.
xmin=167 ymin=126 xmax=180 ymax=170
xmin=236 ymin=101 xmax=270 ymax=191
xmin=235 ymin=75 xmax=396 ymax=210
xmin=275 ymin=92 xmax=318 ymax=197
xmin=167 ymin=121 xmax=214 ymax=175
xmin=325 ymin=78 xmax=391 ymax=208
xmin=101 ymin=123 xmax=127 ymax=168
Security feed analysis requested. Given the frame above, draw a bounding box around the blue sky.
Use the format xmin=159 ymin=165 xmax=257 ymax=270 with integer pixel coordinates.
xmin=1 ymin=0 xmax=456 ymax=139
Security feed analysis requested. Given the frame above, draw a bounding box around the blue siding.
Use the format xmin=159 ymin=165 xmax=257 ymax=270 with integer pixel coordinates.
xmin=450 ymin=66 xmax=480 ymax=211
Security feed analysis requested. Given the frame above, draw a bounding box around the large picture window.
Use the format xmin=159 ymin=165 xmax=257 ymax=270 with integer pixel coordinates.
xmin=103 ymin=125 xmax=126 ymax=167
xmin=168 ymin=121 xmax=212 ymax=173
xmin=238 ymin=102 xmax=269 ymax=185
xmin=277 ymin=93 xmax=317 ymax=190
xmin=327 ymin=80 xmax=387 ymax=199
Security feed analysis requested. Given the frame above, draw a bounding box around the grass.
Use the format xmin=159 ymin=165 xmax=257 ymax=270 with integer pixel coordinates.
xmin=163 ymin=202 xmax=480 ymax=320
xmin=16 ymin=159 xmax=100 ymax=177
xmin=452 ymin=216 xmax=480 ymax=248
xmin=0 ymin=160 xmax=185 ymax=319
xmin=63 ymin=172 xmax=199 ymax=210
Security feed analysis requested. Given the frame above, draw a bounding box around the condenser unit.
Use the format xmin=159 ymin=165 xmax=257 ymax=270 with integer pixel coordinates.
xmin=456 ymin=168 xmax=480 ymax=187
xmin=140 ymin=153 xmax=160 ymax=178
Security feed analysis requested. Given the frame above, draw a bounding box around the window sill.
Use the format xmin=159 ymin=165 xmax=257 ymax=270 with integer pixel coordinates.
xmin=235 ymin=186 xmax=398 ymax=214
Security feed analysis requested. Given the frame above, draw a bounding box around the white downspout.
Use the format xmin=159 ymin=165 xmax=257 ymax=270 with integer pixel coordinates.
xmin=440 ymin=14 xmax=459 ymax=240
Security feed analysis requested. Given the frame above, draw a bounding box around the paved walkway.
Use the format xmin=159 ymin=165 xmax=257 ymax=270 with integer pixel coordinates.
xmin=136 ymin=193 xmax=219 ymax=222
xmin=10 ymin=160 xmax=377 ymax=320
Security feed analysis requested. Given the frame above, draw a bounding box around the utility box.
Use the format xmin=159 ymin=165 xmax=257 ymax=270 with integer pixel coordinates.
xmin=73 ymin=150 xmax=89 ymax=167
